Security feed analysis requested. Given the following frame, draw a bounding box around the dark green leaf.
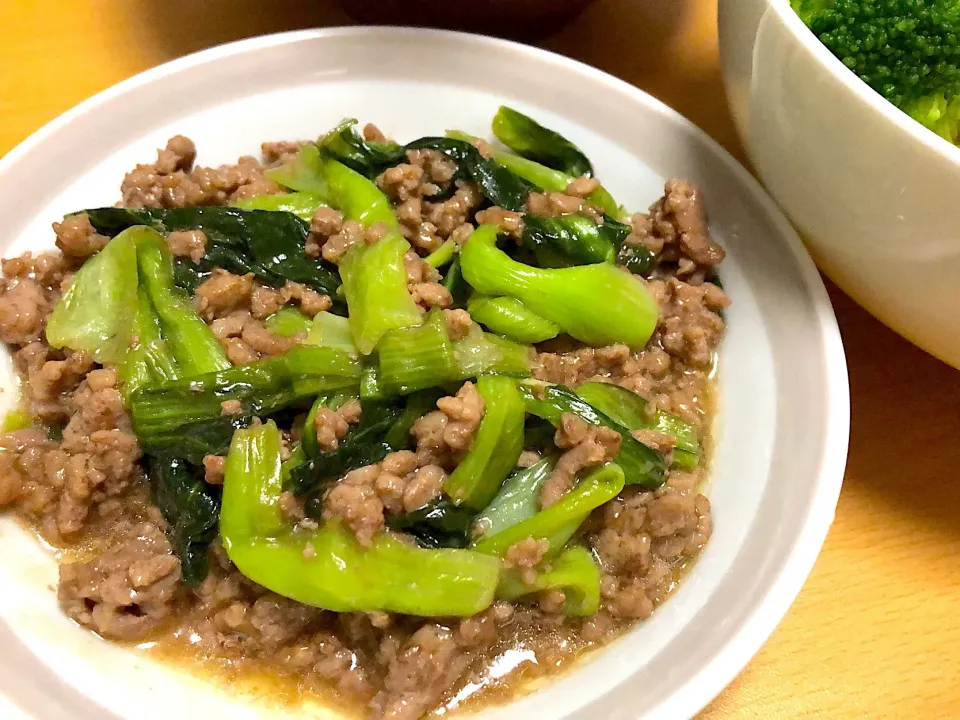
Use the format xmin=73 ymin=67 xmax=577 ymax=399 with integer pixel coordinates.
xmin=441 ymin=257 xmax=469 ymax=309
xmin=492 ymin=106 xmax=594 ymax=178
xmin=139 ymin=415 xmax=252 ymax=466
xmin=82 ymin=206 xmax=341 ymax=297
xmin=406 ymin=137 xmax=533 ymax=212
xmin=522 ymin=213 xmax=617 ymax=267
xmin=519 ymin=384 xmax=666 ymax=489
xmin=386 ymin=499 xmax=476 ymax=549
xmin=319 ymin=119 xmax=406 ymax=178
xmin=149 ymin=456 xmax=221 ymax=586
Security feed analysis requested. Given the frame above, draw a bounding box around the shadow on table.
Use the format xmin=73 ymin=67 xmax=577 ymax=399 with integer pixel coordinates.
xmin=547 ymin=0 xmax=744 ymax=158
xmin=125 ymin=0 xmax=351 ymax=60
xmin=830 ymin=283 xmax=960 ymax=540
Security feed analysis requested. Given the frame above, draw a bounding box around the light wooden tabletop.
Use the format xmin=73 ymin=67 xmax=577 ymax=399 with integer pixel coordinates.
xmin=2 ymin=1 xmax=958 ymax=717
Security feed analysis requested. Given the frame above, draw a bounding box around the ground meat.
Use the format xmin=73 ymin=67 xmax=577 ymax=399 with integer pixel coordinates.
xmin=320 ymin=220 xmax=364 ymax=264
xmin=370 ymin=624 xmax=472 ymax=720
xmin=314 ymin=408 xmax=350 ymax=453
xmin=377 ymin=164 xmax=425 ymax=203
xmin=411 ymin=282 xmax=452 ymax=310
xmin=0 ymin=278 xmax=54 ymax=346
xmin=403 ymin=252 xmax=441 ymax=287
xmin=250 ymin=281 xmax=332 ymax=320
xmin=310 ymin=206 xmax=345 ymax=238
xmin=194 ymin=270 xmax=255 ymax=320
xmin=363 ymin=124 xmax=387 ymax=142
xmin=121 ymin=136 xmax=280 ymax=208
xmin=503 ymin=538 xmax=550 ymax=585
xmin=565 ymin=175 xmax=601 ymax=198
xmin=166 ymin=229 xmax=207 ymax=264
xmin=58 ymin=522 xmax=180 ymax=640
xmin=627 ymin=179 xmax=725 ymax=280
xmin=261 ymin=140 xmax=305 ymax=167
xmin=0 ymin=368 xmax=141 ymax=541
xmin=442 ymin=309 xmax=473 ymax=340
xmin=474 ymin=206 xmax=523 ymax=239
xmin=540 ymin=414 xmax=621 ymax=508
xmin=649 ymin=277 xmax=729 ymax=367
xmin=526 ymin=191 xmax=584 ymax=217
xmin=52 ymin=213 xmax=109 ymax=258
xmin=411 ymin=382 xmax=485 ymax=469
xmin=424 ymin=182 xmax=483 ymax=237
xmin=241 ymin=320 xmax=299 ymax=357
xmin=203 ymin=455 xmax=226 ymax=485
xmin=323 ymin=465 xmax=385 ymax=547
xmin=590 ymin=470 xmax=711 ymax=620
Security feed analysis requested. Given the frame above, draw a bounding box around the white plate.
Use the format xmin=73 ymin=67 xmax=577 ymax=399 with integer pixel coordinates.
xmin=0 ymin=27 xmax=849 ymax=720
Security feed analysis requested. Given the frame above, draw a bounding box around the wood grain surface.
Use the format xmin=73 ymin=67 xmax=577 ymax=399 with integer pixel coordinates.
xmin=2 ymin=1 xmax=958 ymax=717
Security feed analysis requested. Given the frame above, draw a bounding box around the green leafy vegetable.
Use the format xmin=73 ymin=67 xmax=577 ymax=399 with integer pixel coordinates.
xmin=386 ymin=499 xmax=477 ymax=549
xmin=135 ymin=230 xmax=231 ymax=376
xmin=121 ymin=285 xmax=181 ymax=399
xmin=472 ymin=455 xmax=558 ymax=540
xmin=522 ymin=213 xmax=616 ymax=267
xmin=472 ymin=463 xmax=625 ymax=558
xmin=424 ymin=238 xmax=458 ymax=269
xmin=519 ymin=384 xmax=666 ymax=489
xmin=139 ymin=415 xmax=251 ymax=466
xmin=407 ymin=137 xmax=533 ymax=212
xmin=446 ymin=129 xmax=622 ymax=217
xmin=466 ymin=294 xmax=560 ymax=344
xmin=221 ymin=421 xmax=500 ymax=615
xmin=492 ymin=106 xmax=594 ymax=178
xmin=444 ymin=376 xmax=526 ymax=509
xmin=305 ymin=311 xmax=358 ymax=354
xmin=130 ymin=346 xmax=360 ymax=438
xmin=232 ymin=192 xmax=327 ymax=221
xmin=287 ymin=391 xmax=440 ymax=502
xmin=82 ymin=206 xmax=341 ymax=297
xmin=45 ymin=226 xmax=139 ymax=364
xmin=265 ymin=307 xmax=313 ymax=337
xmin=149 ymin=456 xmax=221 ymax=586
xmin=575 ymin=382 xmax=699 ymax=470
xmin=318 ymin=118 xmax=405 ymax=177
xmin=497 ymin=544 xmax=601 ymax=615
xmin=461 ymin=224 xmax=659 ymax=348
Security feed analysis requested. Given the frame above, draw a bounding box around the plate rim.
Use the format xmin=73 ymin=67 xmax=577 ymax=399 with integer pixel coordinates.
xmin=0 ymin=25 xmax=850 ymax=720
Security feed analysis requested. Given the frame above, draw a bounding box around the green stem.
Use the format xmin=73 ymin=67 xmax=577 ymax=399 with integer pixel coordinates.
xmin=497 ymin=544 xmax=601 ymax=616
xmin=444 ymin=376 xmax=526 ymax=509
xmin=461 ymin=225 xmax=659 ymax=349
xmin=220 ymin=421 xmax=501 ymax=616
xmin=472 ymin=462 xmax=624 ymax=558
xmin=467 ymin=293 xmax=560 ymax=344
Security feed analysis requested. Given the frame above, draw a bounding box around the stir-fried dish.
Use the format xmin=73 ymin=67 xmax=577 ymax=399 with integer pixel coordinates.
xmin=0 ymin=108 xmax=728 ymax=719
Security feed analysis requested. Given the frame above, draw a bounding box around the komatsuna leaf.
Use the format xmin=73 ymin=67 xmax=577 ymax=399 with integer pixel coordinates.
xmin=149 ymin=455 xmax=221 ymax=586
xmin=45 ymin=227 xmax=139 ymax=364
xmin=492 ymin=106 xmax=594 ymax=178
xmin=406 ymin=137 xmax=533 ymax=212
xmin=319 ymin=119 xmax=406 ymax=178
xmin=82 ymin=206 xmax=341 ymax=297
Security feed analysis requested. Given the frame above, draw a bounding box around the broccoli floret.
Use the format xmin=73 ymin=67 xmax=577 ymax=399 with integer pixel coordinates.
xmin=792 ymin=0 xmax=960 ymax=143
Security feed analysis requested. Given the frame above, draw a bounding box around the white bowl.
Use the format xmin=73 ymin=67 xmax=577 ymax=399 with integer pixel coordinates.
xmin=0 ymin=27 xmax=849 ymax=720
xmin=719 ymin=0 xmax=960 ymax=369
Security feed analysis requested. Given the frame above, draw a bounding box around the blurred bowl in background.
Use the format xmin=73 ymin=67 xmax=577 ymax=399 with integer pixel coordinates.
xmin=340 ymin=0 xmax=598 ymax=40
xmin=719 ymin=0 xmax=960 ymax=369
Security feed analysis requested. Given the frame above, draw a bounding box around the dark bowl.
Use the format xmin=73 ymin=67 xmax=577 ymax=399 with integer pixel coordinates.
xmin=339 ymin=0 xmax=598 ymax=41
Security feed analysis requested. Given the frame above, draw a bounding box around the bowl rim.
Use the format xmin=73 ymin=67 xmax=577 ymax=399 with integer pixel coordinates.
xmin=763 ymin=0 xmax=960 ymax=163
xmin=0 ymin=25 xmax=850 ymax=720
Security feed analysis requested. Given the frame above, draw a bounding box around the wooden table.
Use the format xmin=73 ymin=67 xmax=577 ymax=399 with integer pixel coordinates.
xmin=2 ymin=1 xmax=958 ymax=717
